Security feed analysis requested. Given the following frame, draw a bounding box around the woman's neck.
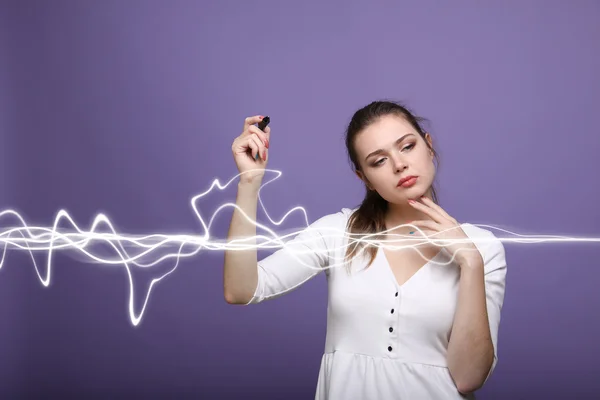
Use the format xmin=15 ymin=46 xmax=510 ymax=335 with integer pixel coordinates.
xmin=384 ymin=191 xmax=434 ymax=233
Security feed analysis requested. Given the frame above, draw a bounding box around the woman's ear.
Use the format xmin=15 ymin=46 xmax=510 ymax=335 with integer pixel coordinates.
xmin=425 ymin=133 xmax=435 ymax=158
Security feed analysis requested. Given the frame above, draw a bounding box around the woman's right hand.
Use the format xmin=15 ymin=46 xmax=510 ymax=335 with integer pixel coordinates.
xmin=231 ymin=115 xmax=270 ymax=184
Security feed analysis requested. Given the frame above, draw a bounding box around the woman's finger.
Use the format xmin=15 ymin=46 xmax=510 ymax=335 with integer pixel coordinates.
xmin=408 ymin=200 xmax=445 ymax=224
xmin=247 ymin=125 xmax=269 ymax=148
xmin=248 ymin=134 xmax=266 ymax=161
xmin=246 ymin=136 xmax=260 ymax=160
xmin=419 ymin=197 xmax=457 ymax=223
xmin=243 ymin=115 xmax=265 ymax=131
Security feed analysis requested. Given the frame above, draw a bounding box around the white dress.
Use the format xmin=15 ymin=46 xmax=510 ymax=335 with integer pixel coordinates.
xmin=246 ymin=207 xmax=507 ymax=399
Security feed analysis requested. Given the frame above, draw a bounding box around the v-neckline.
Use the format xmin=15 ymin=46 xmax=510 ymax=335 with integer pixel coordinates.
xmin=378 ymin=246 xmax=445 ymax=288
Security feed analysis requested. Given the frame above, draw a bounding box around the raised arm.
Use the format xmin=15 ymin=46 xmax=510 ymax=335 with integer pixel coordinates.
xmin=223 ymin=115 xmax=270 ymax=304
xmin=224 ymin=115 xmax=346 ymax=306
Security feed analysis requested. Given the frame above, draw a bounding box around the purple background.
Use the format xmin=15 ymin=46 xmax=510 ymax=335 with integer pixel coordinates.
xmin=2 ymin=0 xmax=600 ymax=398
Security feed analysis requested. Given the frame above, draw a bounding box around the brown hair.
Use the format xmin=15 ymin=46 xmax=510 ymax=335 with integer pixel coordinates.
xmin=343 ymin=100 xmax=440 ymax=270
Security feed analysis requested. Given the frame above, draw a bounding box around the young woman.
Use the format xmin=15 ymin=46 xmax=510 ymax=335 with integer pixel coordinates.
xmin=224 ymin=101 xmax=507 ymax=399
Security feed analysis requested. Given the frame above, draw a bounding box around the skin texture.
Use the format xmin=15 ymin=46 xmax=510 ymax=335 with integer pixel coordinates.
xmin=352 ymin=114 xmax=495 ymax=394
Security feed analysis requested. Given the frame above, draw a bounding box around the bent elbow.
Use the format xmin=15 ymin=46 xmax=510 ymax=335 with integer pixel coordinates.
xmin=455 ymin=366 xmax=491 ymax=395
xmin=224 ymin=291 xmax=237 ymax=304
xmin=224 ymin=290 xmax=251 ymax=305
xmin=456 ymin=381 xmax=482 ymax=396
xmin=451 ymin=348 xmax=495 ymax=395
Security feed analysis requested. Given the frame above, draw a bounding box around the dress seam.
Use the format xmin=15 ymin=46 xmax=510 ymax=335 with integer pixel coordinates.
xmin=321 ymin=350 xmax=448 ymax=369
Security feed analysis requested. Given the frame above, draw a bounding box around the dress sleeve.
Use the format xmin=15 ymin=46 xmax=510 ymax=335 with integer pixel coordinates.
xmin=479 ymin=231 xmax=508 ymax=383
xmin=245 ymin=210 xmax=346 ymax=305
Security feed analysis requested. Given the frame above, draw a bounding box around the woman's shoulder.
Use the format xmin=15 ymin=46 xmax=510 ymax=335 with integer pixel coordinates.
xmin=298 ymin=207 xmax=357 ymax=240
xmin=308 ymin=207 xmax=357 ymax=228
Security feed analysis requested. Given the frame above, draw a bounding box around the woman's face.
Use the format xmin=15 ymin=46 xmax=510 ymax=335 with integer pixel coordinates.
xmin=354 ymin=114 xmax=436 ymax=204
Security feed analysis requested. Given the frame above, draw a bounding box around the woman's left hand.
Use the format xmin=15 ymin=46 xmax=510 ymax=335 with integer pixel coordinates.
xmin=407 ymin=197 xmax=483 ymax=269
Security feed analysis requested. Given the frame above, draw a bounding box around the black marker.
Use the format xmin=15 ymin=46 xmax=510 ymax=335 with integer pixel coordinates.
xmin=258 ymin=115 xmax=270 ymax=131
xmin=255 ymin=116 xmax=270 ymax=159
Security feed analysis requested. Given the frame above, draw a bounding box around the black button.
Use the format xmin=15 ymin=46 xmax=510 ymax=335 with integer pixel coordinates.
xmin=395 ymin=292 xmax=398 ymax=297
xmin=391 ymin=309 xmax=395 ymax=314
xmin=388 ymin=346 xmax=393 ymax=352
xmin=389 ymin=327 xmax=393 ymax=332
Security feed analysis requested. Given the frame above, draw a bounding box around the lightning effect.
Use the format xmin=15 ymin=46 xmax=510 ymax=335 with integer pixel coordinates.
xmin=0 ymin=169 xmax=598 ymax=326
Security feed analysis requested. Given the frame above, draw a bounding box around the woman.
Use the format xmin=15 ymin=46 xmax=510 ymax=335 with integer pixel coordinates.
xmin=223 ymin=100 xmax=507 ymax=399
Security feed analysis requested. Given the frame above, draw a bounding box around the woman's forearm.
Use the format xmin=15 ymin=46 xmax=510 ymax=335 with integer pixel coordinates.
xmin=447 ymin=257 xmax=494 ymax=394
xmin=223 ymin=180 xmax=262 ymax=304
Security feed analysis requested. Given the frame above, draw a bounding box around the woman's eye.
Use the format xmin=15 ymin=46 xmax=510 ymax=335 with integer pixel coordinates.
xmin=371 ymin=143 xmax=414 ymax=166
